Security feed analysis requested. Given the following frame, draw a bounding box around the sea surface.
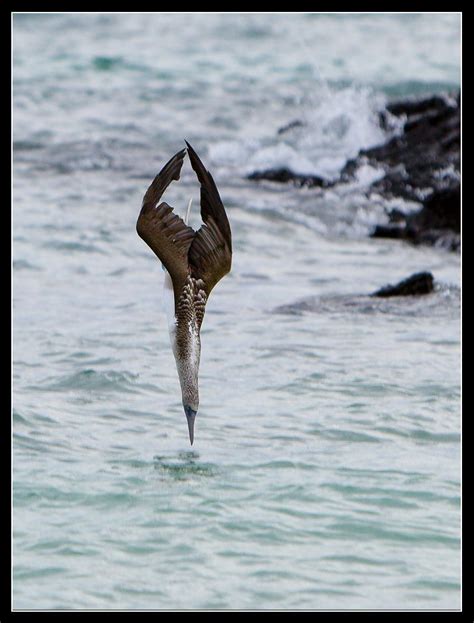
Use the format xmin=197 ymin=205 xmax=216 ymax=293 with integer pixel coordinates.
xmin=12 ymin=13 xmax=461 ymax=610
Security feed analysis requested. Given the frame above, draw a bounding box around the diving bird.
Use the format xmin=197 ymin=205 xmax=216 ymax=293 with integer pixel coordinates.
xmin=136 ymin=141 xmax=232 ymax=445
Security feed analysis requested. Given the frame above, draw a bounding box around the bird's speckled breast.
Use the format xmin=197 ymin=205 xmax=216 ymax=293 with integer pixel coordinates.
xmin=171 ymin=275 xmax=207 ymax=408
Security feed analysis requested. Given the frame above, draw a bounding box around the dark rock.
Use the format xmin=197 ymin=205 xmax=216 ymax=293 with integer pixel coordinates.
xmin=247 ymin=167 xmax=330 ymax=188
xmin=385 ymin=94 xmax=450 ymax=117
xmin=388 ymin=208 xmax=409 ymax=223
xmin=411 ymin=186 xmax=460 ymax=232
xmin=371 ymin=186 xmax=460 ymax=251
xmin=409 ymin=229 xmax=460 ymax=252
xmin=371 ymin=223 xmax=412 ymax=240
xmin=371 ymin=272 xmax=434 ymax=297
xmin=342 ymin=92 xmax=460 ymax=204
xmin=248 ymin=91 xmax=460 ymax=251
xmin=346 ymin=92 xmax=460 ymax=249
xmin=277 ymin=120 xmax=305 ymax=135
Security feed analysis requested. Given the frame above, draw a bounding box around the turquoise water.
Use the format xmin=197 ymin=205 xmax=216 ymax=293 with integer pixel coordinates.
xmin=13 ymin=13 xmax=461 ymax=610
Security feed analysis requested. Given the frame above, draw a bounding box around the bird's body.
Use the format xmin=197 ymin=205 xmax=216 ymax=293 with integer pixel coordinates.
xmin=136 ymin=142 xmax=232 ymax=444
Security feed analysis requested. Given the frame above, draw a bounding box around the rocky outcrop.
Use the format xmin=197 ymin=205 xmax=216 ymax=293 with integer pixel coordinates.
xmin=273 ymin=272 xmax=450 ymax=317
xmin=371 ymin=272 xmax=434 ymax=297
xmin=247 ymin=167 xmax=330 ymax=188
xmin=359 ymin=93 xmax=460 ymax=250
xmin=371 ymin=186 xmax=460 ymax=251
xmin=345 ymin=93 xmax=460 ymax=201
xmin=248 ymin=92 xmax=460 ymax=251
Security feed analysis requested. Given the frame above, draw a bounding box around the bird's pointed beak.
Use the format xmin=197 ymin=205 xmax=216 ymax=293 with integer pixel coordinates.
xmin=184 ymin=405 xmax=197 ymax=445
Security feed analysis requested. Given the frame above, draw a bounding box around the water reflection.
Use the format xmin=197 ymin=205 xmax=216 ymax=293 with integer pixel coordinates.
xmin=153 ymin=451 xmax=217 ymax=480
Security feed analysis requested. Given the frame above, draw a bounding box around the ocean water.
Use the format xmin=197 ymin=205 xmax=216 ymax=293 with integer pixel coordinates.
xmin=12 ymin=13 xmax=461 ymax=610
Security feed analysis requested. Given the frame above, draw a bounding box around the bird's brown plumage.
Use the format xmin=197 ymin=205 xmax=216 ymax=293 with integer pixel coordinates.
xmin=185 ymin=141 xmax=232 ymax=300
xmin=136 ymin=142 xmax=232 ymax=318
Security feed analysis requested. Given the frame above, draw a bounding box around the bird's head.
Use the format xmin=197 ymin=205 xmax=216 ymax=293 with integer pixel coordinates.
xmin=183 ymin=402 xmax=198 ymax=446
xmin=174 ymin=338 xmax=200 ymax=445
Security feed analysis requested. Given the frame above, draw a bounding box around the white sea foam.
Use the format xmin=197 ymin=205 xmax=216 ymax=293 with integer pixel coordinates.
xmin=210 ymin=85 xmax=390 ymax=181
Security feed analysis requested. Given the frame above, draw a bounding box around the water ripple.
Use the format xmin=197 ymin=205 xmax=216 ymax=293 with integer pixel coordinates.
xmin=34 ymin=369 xmax=140 ymax=394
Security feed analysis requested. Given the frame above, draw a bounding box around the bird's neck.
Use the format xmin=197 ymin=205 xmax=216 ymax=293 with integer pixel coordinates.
xmin=164 ymin=272 xmax=203 ymax=409
xmin=172 ymin=315 xmax=201 ymax=409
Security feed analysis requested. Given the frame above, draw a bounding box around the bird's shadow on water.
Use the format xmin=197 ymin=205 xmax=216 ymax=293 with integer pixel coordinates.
xmin=152 ymin=450 xmax=218 ymax=481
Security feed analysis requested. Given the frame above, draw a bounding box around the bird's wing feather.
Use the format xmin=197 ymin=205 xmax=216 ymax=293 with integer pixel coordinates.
xmin=141 ymin=148 xmax=186 ymax=208
xmin=136 ymin=149 xmax=195 ymax=309
xmin=185 ymin=141 xmax=232 ymax=296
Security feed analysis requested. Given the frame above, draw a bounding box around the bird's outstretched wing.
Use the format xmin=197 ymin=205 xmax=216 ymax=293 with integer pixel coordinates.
xmin=136 ymin=148 xmax=195 ymax=309
xmin=185 ymin=141 xmax=232 ymax=297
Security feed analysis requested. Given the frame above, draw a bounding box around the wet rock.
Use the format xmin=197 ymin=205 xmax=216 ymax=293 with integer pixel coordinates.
xmin=346 ymin=92 xmax=460 ymax=249
xmin=371 ymin=186 xmax=460 ymax=251
xmin=371 ymin=272 xmax=434 ymax=297
xmin=274 ymin=275 xmax=459 ymax=317
xmin=247 ymin=167 xmax=330 ymax=188
xmin=371 ymin=223 xmax=412 ymax=240
xmin=410 ymin=186 xmax=460 ymax=232
xmin=249 ymin=91 xmax=460 ymax=251
xmin=277 ymin=119 xmax=305 ymax=135
xmin=341 ymin=94 xmax=459 ymax=201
